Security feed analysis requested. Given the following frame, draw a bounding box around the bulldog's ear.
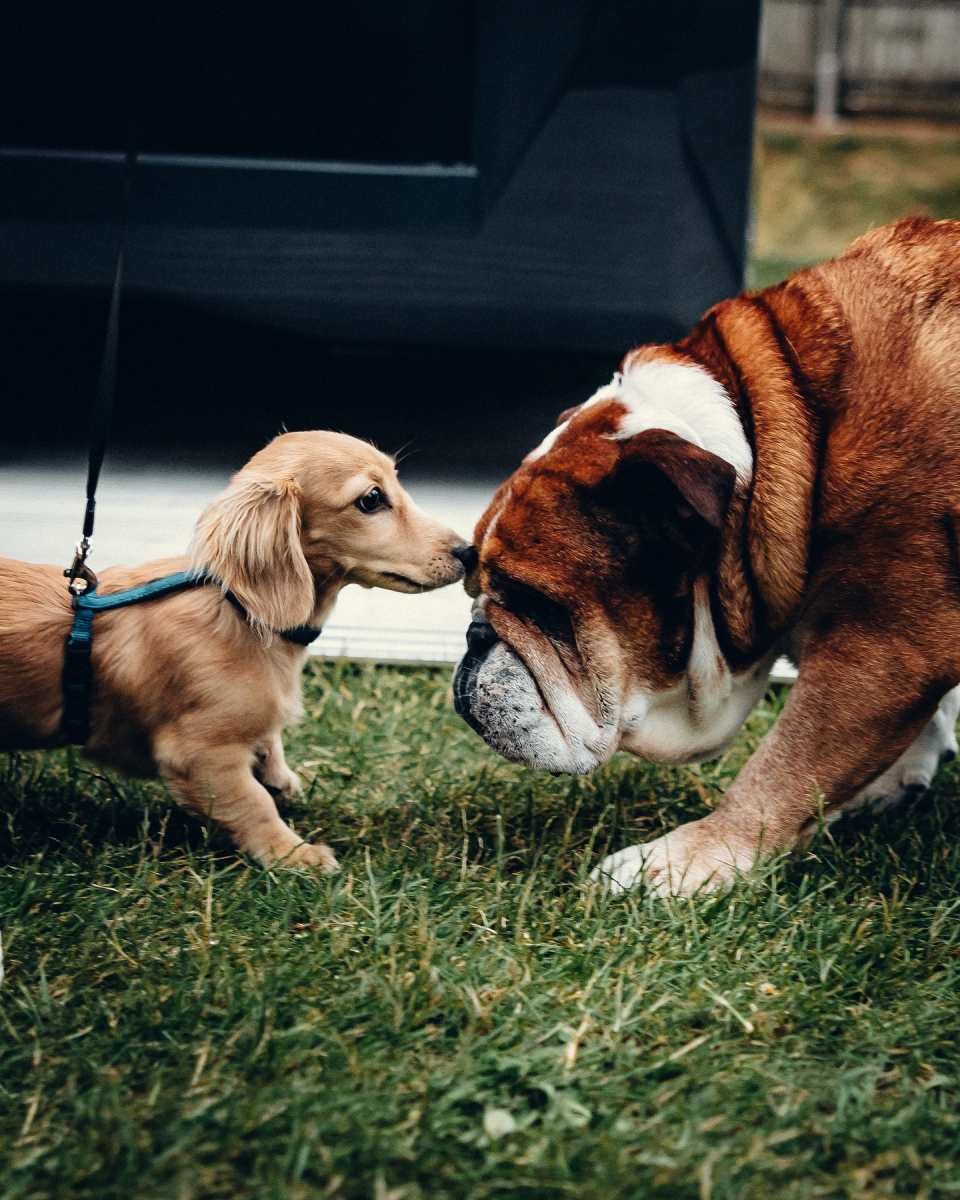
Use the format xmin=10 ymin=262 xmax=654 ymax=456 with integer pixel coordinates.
xmin=609 ymin=428 xmax=737 ymax=532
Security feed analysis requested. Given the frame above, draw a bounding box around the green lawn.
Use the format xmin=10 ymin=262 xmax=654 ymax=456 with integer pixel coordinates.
xmin=4 ymin=120 xmax=960 ymax=1199
xmin=2 ymin=662 xmax=959 ymax=1199
xmin=751 ymin=121 xmax=960 ymax=288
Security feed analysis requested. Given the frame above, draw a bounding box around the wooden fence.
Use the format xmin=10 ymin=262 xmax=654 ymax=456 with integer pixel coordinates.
xmin=759 ymin=0 xmax=960 ymax=119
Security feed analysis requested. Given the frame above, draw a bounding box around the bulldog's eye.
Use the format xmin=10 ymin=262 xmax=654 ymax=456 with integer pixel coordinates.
xmin=502 ymin=580 xmax=574 ymax=646
xmin=355 ymin=486 xmax=389 ymax=514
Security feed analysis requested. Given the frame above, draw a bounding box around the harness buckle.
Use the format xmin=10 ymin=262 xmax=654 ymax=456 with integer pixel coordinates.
xmin=64 ymin=539 xmax=98 ymax=596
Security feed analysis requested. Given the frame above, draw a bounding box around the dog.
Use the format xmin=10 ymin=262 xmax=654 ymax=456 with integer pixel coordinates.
xmin=454 ymin=216 xmax=960 ymax=896
xmin=0 ymin=431 xmax=468 ymax=869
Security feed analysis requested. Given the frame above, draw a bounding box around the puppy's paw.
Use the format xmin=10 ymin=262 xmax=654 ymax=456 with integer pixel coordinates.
xmin=254 ymin=753 xmax=303 ymax=799
xmin=244 ymin=828 xmax=340 ymax=874
xmin=589 ymin=843 xmax=648 ymax=895
xmin=278 ymin=840 xmax=340 ymax=873
xmin=590 ymin=820 xmax=755 ymax=897
xmin=269 ymin=765 xmax=303 ymax=800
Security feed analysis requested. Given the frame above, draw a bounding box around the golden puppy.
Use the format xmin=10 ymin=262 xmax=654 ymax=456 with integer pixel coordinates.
xmin=0 ymin=431 xmax=467 ymax=869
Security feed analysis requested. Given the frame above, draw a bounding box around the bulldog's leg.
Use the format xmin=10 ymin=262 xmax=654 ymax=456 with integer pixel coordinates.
xmin=254 ymin=729 xmax=303 ymax=798
xmin=593 ymin=639 xmax=958 ymax=896
xmin=835 ymin=684 xmax=960 ymax=819
xmin=157 ymin=735 xmax=337 ymax=872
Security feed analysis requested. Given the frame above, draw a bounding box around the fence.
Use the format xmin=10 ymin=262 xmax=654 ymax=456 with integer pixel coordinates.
xmin=759 ymin=0 xmax=960 ymax=120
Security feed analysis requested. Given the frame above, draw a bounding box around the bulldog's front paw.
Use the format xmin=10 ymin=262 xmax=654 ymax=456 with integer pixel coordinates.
xmin=590 ymin=819 xmax=756 ymax=897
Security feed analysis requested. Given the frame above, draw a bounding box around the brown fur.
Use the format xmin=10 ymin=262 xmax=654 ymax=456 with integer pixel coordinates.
xmin=463 ymin=218 xmax=960 ymax=888
xmin=0 ymin=431 xmax=465 ymax=869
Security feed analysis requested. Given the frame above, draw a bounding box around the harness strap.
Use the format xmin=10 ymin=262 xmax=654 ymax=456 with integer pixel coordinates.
xmin=72 ymin=570 xmax=201 ymax=612
xmin=61 ymin=572 xmax=322 ymax=744
xmin=61 ymin=597 xmax=98 ymax=744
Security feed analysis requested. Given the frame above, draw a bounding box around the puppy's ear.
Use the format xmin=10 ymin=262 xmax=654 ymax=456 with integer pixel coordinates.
xmin=599 ymin=428 xmax=736 ymax=540
xmin=190 ymin=476 xmax=315 ymax=634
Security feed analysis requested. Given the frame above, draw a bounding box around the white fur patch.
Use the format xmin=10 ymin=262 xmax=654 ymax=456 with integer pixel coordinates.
xmin=483 ymin=487 xmax=511 ymax=542
xmin=686 ymin=585 xmax=733 ymax=722
xmin=620 ymin=595 xmax=773 ymax=766
xmin=525 ymin=422 xmax=567 ymax=463
xmin=612 ymin=359 xmax=753 ymax=483
xmin=525 ymin=361 xmax=752 ymax=484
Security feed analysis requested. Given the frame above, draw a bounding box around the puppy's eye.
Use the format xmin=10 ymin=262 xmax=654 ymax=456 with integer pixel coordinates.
xmin=355 ymin=486 xmax=389 ymax=514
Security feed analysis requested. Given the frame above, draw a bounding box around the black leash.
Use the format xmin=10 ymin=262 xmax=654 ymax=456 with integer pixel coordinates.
xmin=57 ymin=141 xmax=323 ymax=744
xmin=64 ymin=141 xmax=137 ymax=596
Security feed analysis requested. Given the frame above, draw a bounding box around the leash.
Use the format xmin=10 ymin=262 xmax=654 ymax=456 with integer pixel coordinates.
xmin=64 ymin=140 xmax=137 ymax=597
xmin=57 ymin=138 xmax=321 ymax=744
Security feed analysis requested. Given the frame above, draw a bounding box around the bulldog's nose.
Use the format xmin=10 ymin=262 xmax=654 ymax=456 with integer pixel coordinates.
xmin=451 ymin=544 xmax=478 ymax=574
xmin=466 ymin=613 xmax=497 ymax=656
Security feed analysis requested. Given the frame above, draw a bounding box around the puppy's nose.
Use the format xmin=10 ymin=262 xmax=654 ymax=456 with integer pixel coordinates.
xmin=466 ymin=613 xmax=497 ymax=656
xmin=451 ymin=544 xmax=478 ymax=574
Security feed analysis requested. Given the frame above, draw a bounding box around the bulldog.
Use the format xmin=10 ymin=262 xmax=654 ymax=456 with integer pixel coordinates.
xmin=454 ymin=217 xmax=960 ymax=896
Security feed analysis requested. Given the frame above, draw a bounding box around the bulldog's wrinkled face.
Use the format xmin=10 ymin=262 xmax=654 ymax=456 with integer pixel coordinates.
xmin=453 ymin=365 xmax=770 ymax=774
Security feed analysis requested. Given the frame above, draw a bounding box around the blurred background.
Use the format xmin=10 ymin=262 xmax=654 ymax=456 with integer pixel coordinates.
xmin=753 ymin=0 xmax=960 ymax=285
xmin=0 ymin=1 xmax=957 ymax=660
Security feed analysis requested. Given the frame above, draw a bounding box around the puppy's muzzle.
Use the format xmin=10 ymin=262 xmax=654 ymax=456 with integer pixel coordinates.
xmin=453 ymin=611 xmax=497 ymax=732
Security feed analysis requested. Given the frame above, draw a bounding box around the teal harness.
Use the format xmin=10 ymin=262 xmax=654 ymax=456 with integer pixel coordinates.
xmin=61 ymin=571 xmax=322 ymax=744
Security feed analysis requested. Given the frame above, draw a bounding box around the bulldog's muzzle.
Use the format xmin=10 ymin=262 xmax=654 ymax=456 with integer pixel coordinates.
xmin=453 ymin=608 xmax=613 ymax=773
xmin=452 ymin=611 xmax=497 ymax=733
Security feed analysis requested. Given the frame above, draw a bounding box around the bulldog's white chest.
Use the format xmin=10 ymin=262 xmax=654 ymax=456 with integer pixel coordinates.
xmin=619 ymin=591 xmax=775 ymax=765
xmin=620 ymin=662 xmax=771 ymax=764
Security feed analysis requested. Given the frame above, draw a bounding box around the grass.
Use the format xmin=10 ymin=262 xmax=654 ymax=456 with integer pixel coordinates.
xmin=4 ymin=120 xmax=960 ymax=1198
xmin=2 ymin=661 xmax=960 ymax=1199
xmin=750 ymin=119 xmax=960 ymax=288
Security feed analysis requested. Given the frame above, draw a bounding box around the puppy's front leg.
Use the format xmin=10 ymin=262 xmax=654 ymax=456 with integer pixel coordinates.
xmin=595 ymin=632 xmax=955 ymax=895
xmin=254 ymin=730 xmax=302 ymax=798
xmin=156 ymin=736 xmax=338 ymax=872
